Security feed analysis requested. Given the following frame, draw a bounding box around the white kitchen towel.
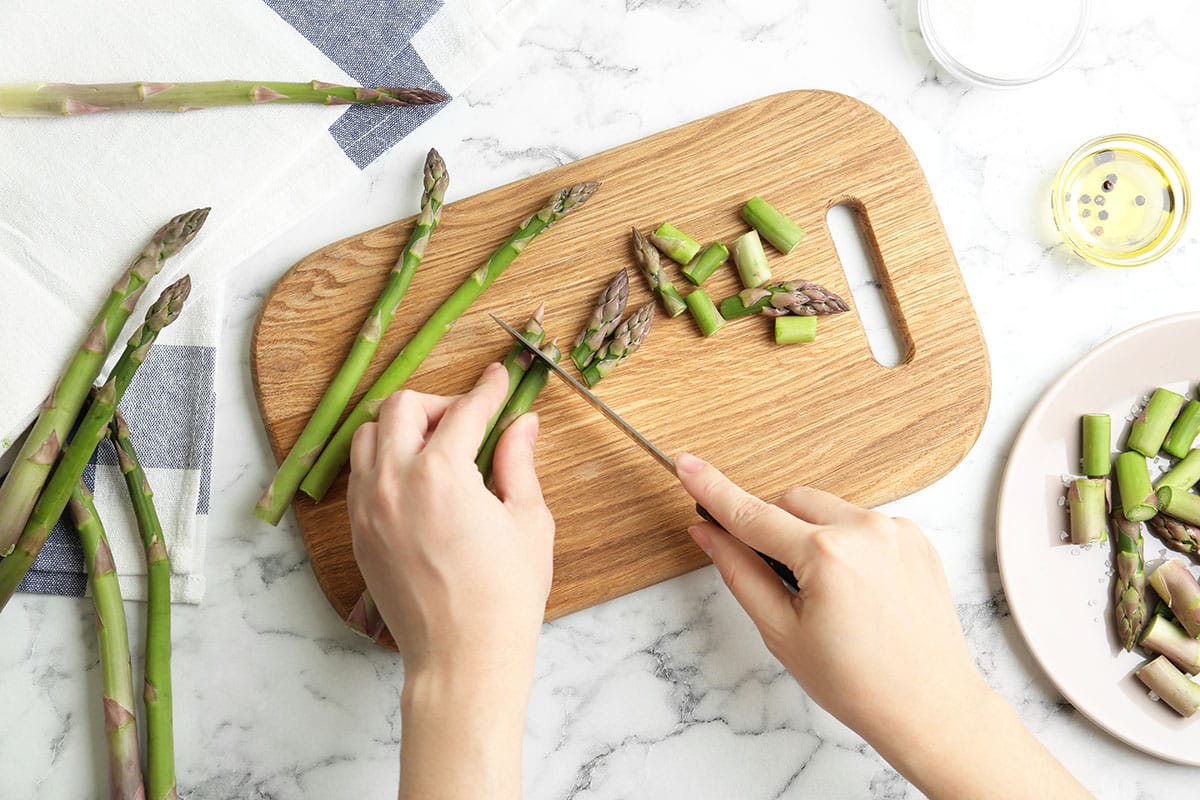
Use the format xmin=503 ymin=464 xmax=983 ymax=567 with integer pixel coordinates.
xmin=0 ymin=0 xmax=550 ymax=603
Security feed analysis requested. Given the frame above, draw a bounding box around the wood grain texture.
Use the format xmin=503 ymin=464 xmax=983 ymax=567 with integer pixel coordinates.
xmin=251 ymin=91 xmax=991 ymax=646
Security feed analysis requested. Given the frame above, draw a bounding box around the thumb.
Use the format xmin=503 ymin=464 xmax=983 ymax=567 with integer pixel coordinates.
xmin=690 ymin=522 xmax=794 ymax=631
xmin=490 ymin=412 xmax=547 ymax=513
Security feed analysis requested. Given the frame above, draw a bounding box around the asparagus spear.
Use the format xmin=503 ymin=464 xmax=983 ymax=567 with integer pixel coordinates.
xmin=649 ymin=222 xmax=701 ymax=265
xmin=775 ymin=315 xmax=818 ymax=345
xmin=1111 ymin=508 xmax=1148 ymax=651
xmin=1067 ymin=478 xmax=1108 ymax=544
xmin=109 ymin=412 xmax=175 ymax=800
xmin=1146 ymin=513 xmax=1200 ymax=555
xmin=1080 ymin=413 xmax=1111 ymax=478
xmin=1136 ymin=656 xmax=1200 ymax=717
xmin=681 ymin=242 xmax=729 ymax=286
xmin=476 ymin=341 xmax=560 ymax=483
xmin=1157 ymin=449 xmax=1200 ymax=492
xmin=730 ymin=230 xmax=771 ymax=288
xmin=1139 ymin=614 xmax=1200 ymax=674
xmin=1114 ymin=451 xmax=1157 ymax=522
xmin=684 ymin=288 xmax=724 ymax=337
xmin=255 ymin=149 xmax=449 ymax=525
xmin=67 ymin=482 xmax=145 ymax=800
xmin=1148 ymin=558 xmax=1200 ymax=638
xmin=570 ymin=269 xmax=629 ymax=371
xmin=581 ymin=302 xmax=655 ymax=388
xmin=631 ymin=227 xmax=687 ymax=318
xmin=719 ymin=280 xmax=850 ymax=320
xmin=479 ymin=307 xmax=546 ymax=448
xmin=0 ymin=277 xmax=191 ymax=611
xmin=741 ymin=196 xmax=806 ymax=254
xmin=0 ymin=209 xmax=207 ymax=556
xmin=1157 ymin=486 xmax=1200 ymax=527
xmin=300 ymin=181 xmax=600 ymax=502
xmin=346 ymin=589 xmax=388 ymax=642
xmin=1164 ymin=400 xmax=1200 ymax=459
xmin=0 ymin=81 xmax=448 ymax=117
xmin=1128 ymin=388 xmax=1186 ymax=457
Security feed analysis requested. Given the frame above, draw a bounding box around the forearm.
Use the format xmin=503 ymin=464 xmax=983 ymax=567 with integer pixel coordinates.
xmin=873 ymin=681 xmax=1093 ymax=800
xmin=398 ymin=667 xmax=533 ymax=800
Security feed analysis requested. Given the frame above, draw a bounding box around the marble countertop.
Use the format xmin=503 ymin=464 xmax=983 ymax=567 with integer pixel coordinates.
xmin=6 ymin=1 xmax=1200 ymax=797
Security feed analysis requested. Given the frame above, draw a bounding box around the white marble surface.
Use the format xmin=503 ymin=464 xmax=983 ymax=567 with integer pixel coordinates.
xmin=5 ymin=0 xmax=1200 ymax=797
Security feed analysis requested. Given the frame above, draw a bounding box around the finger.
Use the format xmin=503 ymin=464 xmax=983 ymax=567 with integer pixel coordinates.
xmin=675 ymin=452 xmax=816 ymax=562
xmin=776 ymin=485 xmax=871 ymax=527
xmin=375 ymin=389 xmax=457 ymax=459
xmin=689 ymin=521 xmax=795 ymax=628
xmin=491 ymin=413 xmax=546 ymax=513
xmin=350 ymin=421 xmax=379 ymax=473
xmin=425 ymin=362 xmax=510 ymax=455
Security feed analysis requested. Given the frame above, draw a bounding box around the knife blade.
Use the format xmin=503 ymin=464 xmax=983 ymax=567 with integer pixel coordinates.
xmin=489 ymin=313 xmax=798 ymax=591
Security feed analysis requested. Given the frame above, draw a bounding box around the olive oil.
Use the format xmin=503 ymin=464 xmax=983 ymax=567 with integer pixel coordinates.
xmin=1052 ymin=135 xmax=1189 ymax=267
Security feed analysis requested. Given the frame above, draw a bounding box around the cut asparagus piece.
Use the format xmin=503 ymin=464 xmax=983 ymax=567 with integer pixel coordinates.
xmin=0 ymin=208 xmax=207 ymax=556
xmin=0 ymin=277 xmax=191 ymax=612
xmin=1081 ymin=413 xmax=1111 ymax=478
xmin=1165 ymin=400 xmax=1200 ymax=459
xmin=1157 ymin=486 xmax=1200 ymax=527
xmin=741 ymin=196 xmax=806 ymax=254
xmin=1140 ymin=614 xmax=1200 ymax=674
xmin=1137 ymin=655 xmax=1200 ymax=717
xmin=256 ymin=149 xmax=448 ymax=525
xmin=1067 ymin=478 xmax=1109 ymax=544
xmin=684 ymin=288 xmax=724 ymax=337
xmin=1157 ymin=449 xmax=1200 ymax=492
xmin=1111 ymin=508 xmax=1148 ymax=651
xmin=109 ymin=412 xmax=175 ymax=800
xmin=1149 ymin=558 xmax=1200 ymax=638
xmin=571 ymin=269 xmax=629 ymax=371
xmin=346 ymin=589 xmax=388 ymax=642
xmin=300 ymin=181 xmax=600 ymax=502
xmin=719 ymin=280 xmax=850 ymax=320
xmin=1115 ymin=450 xmax=1157 ymax=522
xmin=775 ymin=316 xmax=818 ymax=345
xmin=649 ymin=222 xmax=701 ymax=265
xmin=631 ymin=227 xmax=687 ymax=317
xmin=479 ymin=306 xmax=546 ymax=448
xmin=67 ymin=482 xmax=145 ymax=800
xmin=1147 ymin=513 xmax=1200 ymax=555
xmin=681 ymin=242 xmax=729 ymax=286
xmin=1128 ymin=388 xmax=1186 ymax=457
xmin=476 ymin=341 xmax=559 ymax=483
xmin=581 ymin=302 xmax=655 ymax=388
xmin=731 ymin=230 xmax=771 ymax=288
xmin=0 ymin=80 xmax=447 ymax=117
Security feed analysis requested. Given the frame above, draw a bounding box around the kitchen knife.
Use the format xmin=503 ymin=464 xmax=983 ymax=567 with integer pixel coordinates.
xmin=490 ymin=313 xmax=799 ymax=591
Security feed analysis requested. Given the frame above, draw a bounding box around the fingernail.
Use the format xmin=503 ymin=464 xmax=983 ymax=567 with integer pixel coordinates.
xmin=675 ymin=452 xmax=705 ymax=474
xmin=484 ymin=361 xmax=505 ymax=379
xmin=688 ymin=525 xmax=714 ymax=556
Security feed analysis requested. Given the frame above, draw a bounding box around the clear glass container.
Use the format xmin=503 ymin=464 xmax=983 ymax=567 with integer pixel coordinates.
xmin=919 ymin=0 xmax=1091 ymax=88
xmin=1051 ymin=134 xmax=1190 ymax=268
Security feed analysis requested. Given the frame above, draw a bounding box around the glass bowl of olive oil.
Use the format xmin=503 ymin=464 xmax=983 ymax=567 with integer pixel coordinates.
xmin=1051 ymin=134 xmax=1190 ymax=267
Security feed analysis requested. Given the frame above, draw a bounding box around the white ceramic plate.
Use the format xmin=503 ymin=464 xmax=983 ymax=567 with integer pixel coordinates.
xmin=997 ymin=312 xmax=1200 ymax=765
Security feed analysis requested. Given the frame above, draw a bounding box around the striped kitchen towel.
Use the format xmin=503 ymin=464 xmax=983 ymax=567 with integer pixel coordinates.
xmin=0 ymin=0 xmax=550 ymax=603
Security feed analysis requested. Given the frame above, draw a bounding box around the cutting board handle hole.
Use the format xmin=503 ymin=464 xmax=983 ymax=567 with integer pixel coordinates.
xmin=827 ymin=204 xmax=909 ymax=368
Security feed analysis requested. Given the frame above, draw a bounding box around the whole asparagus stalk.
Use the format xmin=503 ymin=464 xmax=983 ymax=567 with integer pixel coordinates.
xmin=1148 ymin=558 xmax=1200 ymax=638
xmin=719 ymin=280 xmax=850 ymax=320
xmin=0 ymin=209 xmax=207 ymax=556
xmin=1139 ymin=614 xmax=1200 ymax=674
xmin=346 ymin=589 xmax=388 ymax=642
xmin=109 ymin=412 xmax=175 ymax=800
xmin=0 ymin=277 xmax=190 ymax=611
xmin=67 ymin=482 xmax=145 ymax=800
xmin=581 ymin=302 xmax=655 ymax=388
xmin=1146 ymin=513 xmax=1200 ymax=555
xmin=570 ymin=269 xmax=629 ymax=370
xmin=1111 ymin=508 xmax=1148 ymax=651
xmin=476 ymin=341 xmax=560 ymax=482
xmin=479 ymin=307 xmax=546 ymax=448
xmin=255 ymin=149 xmax=449 ymax=525
xmin=300 ymin=181 xmax=600 ymax=501
xmin=1136 ymin=655 xmax=1200 ymax=718
xmin=0 ymin=81 xmax=448 ymax=117
xmin=631 ymin=227 xmax=686 ymax=318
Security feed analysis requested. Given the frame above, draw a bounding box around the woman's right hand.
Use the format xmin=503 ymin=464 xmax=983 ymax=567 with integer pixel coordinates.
xmin=674 ymin=452 xmax=1092 ymax=800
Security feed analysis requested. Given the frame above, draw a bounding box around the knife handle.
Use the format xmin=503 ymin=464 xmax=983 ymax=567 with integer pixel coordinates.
xmin=695 ymin=503 xmax=799 ymax=592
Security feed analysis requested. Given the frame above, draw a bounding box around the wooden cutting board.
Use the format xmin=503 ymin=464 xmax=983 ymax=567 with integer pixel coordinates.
xmin=251 ymin=90 xmax=990 ymax=646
